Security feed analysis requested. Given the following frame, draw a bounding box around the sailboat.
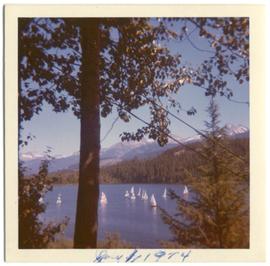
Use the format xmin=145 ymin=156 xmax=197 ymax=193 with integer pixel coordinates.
xmin=137 ymin=188 xmax=141 ymax=196
xmin=100 ymin=192 xmax=108 ymax=204
xmin=141 ymin=190 xmax=146 ymax=200
xmin=124 ymin=190 xmax=130 ymax=198
xmin=141 ymin=190 xmax=148 ymax=200
xmin=162 ymin=188 xmax=167 ymax=198
xmin=56 ymin=193 xmax=62 ymax=205
xmin=141 ymin=190 xmax=145 ymax=200
xmin=38 ymin=197 xmax=44 ymax=204
xmin=183 ymin=185 xmax=189 ymax=195
xmin=130 ymin=191 xmax=136 ymax=200
xmin=144 ymin=191 xmax=148 ymax=200
xmin=130 ymin=186 xmax=135 ymax=194
xmin=150 ymin=194 xmax=157 ymax=207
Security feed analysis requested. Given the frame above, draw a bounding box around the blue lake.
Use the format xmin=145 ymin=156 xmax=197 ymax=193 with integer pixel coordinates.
xmin=41 ymin=184 xmax=187 ymax=248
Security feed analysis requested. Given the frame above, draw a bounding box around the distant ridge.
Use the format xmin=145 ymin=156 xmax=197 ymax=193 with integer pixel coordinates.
xmin=20 ymin=124 xmax=249 ymax=174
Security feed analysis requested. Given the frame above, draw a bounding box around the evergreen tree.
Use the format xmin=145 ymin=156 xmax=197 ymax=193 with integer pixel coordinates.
xmin=19 ymin=154 xmax=69 ymax=248
xmin=160 ymin=98 xmax=249 ymax=248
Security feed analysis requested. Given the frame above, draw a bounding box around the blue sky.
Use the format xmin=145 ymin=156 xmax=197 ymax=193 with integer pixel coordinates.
xmin=20 ymin=20 xmax=249 ymax=156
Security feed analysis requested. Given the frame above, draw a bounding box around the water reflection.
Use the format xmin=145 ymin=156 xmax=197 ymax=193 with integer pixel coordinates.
xmin=130 ymin=198 xmax=136 ymax=204
xmin=56 ymin=200 xmax=62 ymax=222
xmin=183 ymin=194 xmax=189 ymax=201
xmin=125 ymin=197 xmax=131 ymax=208
xmin=99 ymin=203 xmax=107 ymax=224
xmin=152 ymin=207 xmax=158 ymax=235
xmin=152 ymin=206 xmax=157 ymax=217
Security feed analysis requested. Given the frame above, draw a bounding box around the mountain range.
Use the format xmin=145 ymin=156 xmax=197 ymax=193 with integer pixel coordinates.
xmin=20 ymin=124 xmax=249 ymax=174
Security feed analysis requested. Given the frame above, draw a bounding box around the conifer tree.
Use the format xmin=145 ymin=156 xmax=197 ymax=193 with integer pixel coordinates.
xmin=160 ymin=98 xmax=249 ymax=248
xmin=19 ymin=153 xmax=69 ymax=248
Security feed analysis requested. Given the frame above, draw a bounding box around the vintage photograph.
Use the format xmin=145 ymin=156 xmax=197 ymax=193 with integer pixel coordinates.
xmin=17 ymin=16 xmax=250 ymax=250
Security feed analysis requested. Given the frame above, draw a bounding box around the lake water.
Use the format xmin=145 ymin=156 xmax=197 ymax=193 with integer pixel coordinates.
xmin=42 ymin=184 xmax=186 ymax=248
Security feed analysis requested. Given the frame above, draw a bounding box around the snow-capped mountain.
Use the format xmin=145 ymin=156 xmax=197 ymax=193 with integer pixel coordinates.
xmin=101 ymin=137 xmax=159 ymax=160
xmin=20 ymin=124 xmax=249 ymax=174
xmin=175 ymin=134 xmax=202 ymax=144
xmin=224 ymin=124 xmax=249 ymax=136
xmin=20 ymin=152 xmax=44 ymax=161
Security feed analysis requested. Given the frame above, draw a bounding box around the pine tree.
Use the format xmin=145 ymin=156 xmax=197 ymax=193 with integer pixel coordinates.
xmin=19 ymin=153 xmax=69 ymax=248
xmin=160 ymin=98 xmax=249 ymax=248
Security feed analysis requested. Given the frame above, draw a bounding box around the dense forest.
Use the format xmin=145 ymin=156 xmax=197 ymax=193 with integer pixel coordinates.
xmin=48 ymin=137 xmax=249 ymax=184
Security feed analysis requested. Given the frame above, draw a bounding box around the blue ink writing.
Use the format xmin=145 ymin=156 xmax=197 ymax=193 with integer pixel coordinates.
xmin=167 ymin=251 xmax=178 ymax=259
xmin=144 ymin=253 xmax=151 ymax=262
xmin=114 ymin=254 xmax=123 ymax=263
xmin=154 ymin=250 xmax=166 ymax=262
xmin=93 ymin=250 xmax=109 ymax=263
xmin=181 ymin=250 xmax=192 ymax=262
xmin=125 ymin=249 xmax=138 ymax=263
xmin=130 ymin=254 xmax=142 ymax=263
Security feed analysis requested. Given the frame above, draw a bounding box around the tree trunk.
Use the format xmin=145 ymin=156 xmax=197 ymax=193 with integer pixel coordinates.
xmin=74 ymin=19 xmax=100 ymax=248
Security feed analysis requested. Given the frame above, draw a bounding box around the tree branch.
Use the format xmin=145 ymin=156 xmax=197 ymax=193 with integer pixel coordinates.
xmin=101 ymin=116 xmax=119 ymax=143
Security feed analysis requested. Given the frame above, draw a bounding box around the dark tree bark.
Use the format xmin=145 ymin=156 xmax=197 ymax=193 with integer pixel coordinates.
xmin=74 ymin=19 xmax=101 ymax=248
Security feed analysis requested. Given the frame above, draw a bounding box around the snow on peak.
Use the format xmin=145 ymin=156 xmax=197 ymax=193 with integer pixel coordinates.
xmin=224 ymin=124 xmax=249 ymax=135
xmin=20 ymin=151 xmax=65 ymax=161
xmin=54 ymin=154 xmax=65 ymax=159
xmin=72 ymin=151 xmax=80 ymax=156
xmin=20 ymin=152 xmax=44 ymax=161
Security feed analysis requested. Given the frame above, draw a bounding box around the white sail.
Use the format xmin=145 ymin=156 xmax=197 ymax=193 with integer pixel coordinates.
xmin=56 ymin=193 xmax=62 ymax=205
xmin=141 ymin=190 xmax=147 ymax=200
xmin=130 ymin=186 xmax=135 ymax=194
xmin=137 ymin=188 xmax=141 ymax=196
xmin=141 ymin=190 xmax=145 ymax=200
xmin=38 ymin=197 xmax=44 ymax=204
xmin=150 ymin=194 xmax=157 ymax=207
xmin=130 ymin=192 xmax=136 ymax=200
xmin=162 ymin=188 xmax=167 ymax=198
xmin=144 ymin=191 xmax=148 ymax=200
xmin=100 ymin=191 xmax=108 ymax=204
xmin=124 ymin=190 xmax=130 ymax=197
xmin=183 ymin=185 xmax=189 ymax=195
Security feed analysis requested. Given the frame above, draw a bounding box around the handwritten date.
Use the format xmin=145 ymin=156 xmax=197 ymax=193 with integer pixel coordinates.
xmin=93 ymin=249 xmax=191 ymax=263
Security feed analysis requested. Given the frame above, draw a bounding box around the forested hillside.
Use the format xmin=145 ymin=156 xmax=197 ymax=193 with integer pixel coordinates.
xmin=101 ymin=137 xmax=249 ymax=183
xmin=48 ymin=137 xmax=249 ymax=184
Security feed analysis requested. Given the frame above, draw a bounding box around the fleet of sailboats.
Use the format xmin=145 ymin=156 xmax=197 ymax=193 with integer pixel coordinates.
xmin=46 ymin=185 xmax=188 ymax=212
xmin=123 ymin=185 xmax=190 ymax=206
xmin=123 ymin=185 xmax=188 ymax=206
xmin=46 ymin=186 xmax=187 ymax=209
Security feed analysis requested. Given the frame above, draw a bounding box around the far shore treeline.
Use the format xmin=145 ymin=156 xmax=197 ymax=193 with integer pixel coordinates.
xmin=28 ymin=137 xmax=248 ymax=185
